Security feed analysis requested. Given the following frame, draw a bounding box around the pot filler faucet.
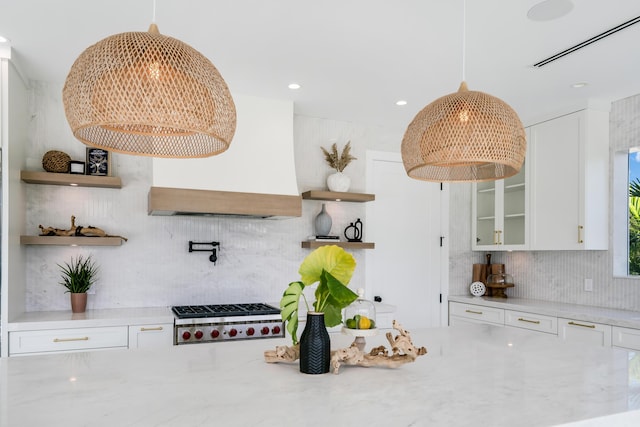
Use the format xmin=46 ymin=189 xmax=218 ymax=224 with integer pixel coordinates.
xmin=188 ymin=241 xmax=220 ymax=263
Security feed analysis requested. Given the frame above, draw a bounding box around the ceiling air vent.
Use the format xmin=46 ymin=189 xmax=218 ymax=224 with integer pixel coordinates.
xmin=533 ymin=15 xmax=640 ymax=68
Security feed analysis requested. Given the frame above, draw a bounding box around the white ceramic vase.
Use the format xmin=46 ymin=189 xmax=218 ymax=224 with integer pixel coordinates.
xmin=327 ymin=172 xmax=350 ymax=192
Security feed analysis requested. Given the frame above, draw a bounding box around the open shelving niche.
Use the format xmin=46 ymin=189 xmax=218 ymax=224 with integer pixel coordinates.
xmin=20 ymin=170 xmax=124 ymax=246
xmin=301 ymin=190 xmax=375 ymax=249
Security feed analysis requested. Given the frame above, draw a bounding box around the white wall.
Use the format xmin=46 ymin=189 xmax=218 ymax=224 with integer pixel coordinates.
xmin=22 ymin=83 xmax=395 ymax=312
xmin=1 ymin=58 xmax=29 ymax=322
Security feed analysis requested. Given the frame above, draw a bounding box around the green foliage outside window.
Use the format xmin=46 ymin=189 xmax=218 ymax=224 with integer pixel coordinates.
xmin=629 ymin=178 xmax=640 ymax=275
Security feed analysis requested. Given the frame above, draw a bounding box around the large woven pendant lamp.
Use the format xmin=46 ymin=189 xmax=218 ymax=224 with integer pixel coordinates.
xmin=63 ymin=18 xmax=236 ymax=158
xmin=401 ymin=1 xmax=526 ymax=182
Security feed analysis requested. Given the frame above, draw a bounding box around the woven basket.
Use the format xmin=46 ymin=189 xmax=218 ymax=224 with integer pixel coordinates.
xmin=42 ymin=150 xmax=71 ymax=173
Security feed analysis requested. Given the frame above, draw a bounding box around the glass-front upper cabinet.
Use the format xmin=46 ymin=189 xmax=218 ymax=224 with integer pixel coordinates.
xmin=472 ymin=150 xmax=529 ymax=251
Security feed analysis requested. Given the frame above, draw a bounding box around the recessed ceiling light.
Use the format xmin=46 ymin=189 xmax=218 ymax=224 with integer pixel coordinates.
xmin=288 ymin=83 xmax=301 ymax=90
xmin=572 ymin=82 xmax=588 ymax=88
xmin=527 ymin=0 xmax=573 ymax=22
xmin=396 ymin=100 xmax=407 ymax=106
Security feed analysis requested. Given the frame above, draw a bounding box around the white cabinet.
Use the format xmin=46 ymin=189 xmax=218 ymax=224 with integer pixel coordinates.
xmin=449 ymin=302 xmax=504 ymax=326
xmin=472 ymin=152 xmax=529 ymax=251
xmin=612 ymin=326 xmax=640 ymax=351
xmin=529 ymin=109 xmax=609 ymax=250
xmin=505 ymin=310 xmax=558 ymax=335
xmin=9 ymin=326 xmax=129 ymax=356
xmin=558 ymin=318 xmax=612 ymax=347
xmin=128 ymin=323 xmax=173 ymax=349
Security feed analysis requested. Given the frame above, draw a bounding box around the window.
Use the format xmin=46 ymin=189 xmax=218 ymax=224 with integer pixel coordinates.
xmin=613 ymin=149 xmax=640 ymax=277
xmin=629 ymin=150 xmax=640 ymax=275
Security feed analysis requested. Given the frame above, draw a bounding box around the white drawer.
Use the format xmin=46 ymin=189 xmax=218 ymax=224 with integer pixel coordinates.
xmin=505 ymin=310 xmax=557 ymax=334
xmin=558 ymin=318 xmax=612 ymax=347
xmin=612 ymin=326 xmax=640 ymax=351
xmin=128 ymin=323 xmax=173 ymax=349
xmin=9 ymin=326 xmax=128 ymax=355
xmin=449 ymin=302 xmax=504 ymax=325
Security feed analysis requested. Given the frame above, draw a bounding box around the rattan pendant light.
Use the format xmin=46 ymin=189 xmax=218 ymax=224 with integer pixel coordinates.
xmin=401 ymin=1 xmax=526 ymax=182
xmin=63 ymin=17 xmax=236 ymax=158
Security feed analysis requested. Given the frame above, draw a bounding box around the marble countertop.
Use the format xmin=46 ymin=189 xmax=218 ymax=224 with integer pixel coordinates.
xmin=1 ymin=324 xmax=639 ymax=427
xmin=7 ymin=302 xmax=396 ymax=333
xmin=449 ymin=295 xmax=640 ymax=329
xmin=6 ymin=306 xmax=174 ymax=331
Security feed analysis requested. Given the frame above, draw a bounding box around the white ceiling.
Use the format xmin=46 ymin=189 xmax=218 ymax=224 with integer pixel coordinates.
xmin=1 ymin=0 xmax=639 ymax=136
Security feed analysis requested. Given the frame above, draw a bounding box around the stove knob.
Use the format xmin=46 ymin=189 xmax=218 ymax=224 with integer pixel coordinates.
xmin=194 ymin=330 xmax=204 ymax=340
xmin=228 ymin=328 xmax=238 ymax=337
xmin=182 ymin=331 xmax=191 ymax=340
xmin=261 ymin=326 xmax=270 ymax=335
xmin=211 ymin=329 xmax=220 ymax=338
xmin=246 ymin=327 xmax=255 ymax=336
xmin=272 ymin=325 xmax=281 ymax=335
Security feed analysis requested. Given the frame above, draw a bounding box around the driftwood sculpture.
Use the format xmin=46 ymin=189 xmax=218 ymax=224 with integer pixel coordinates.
xmin=39 ymin=215 xmax=128 ymax=242
xmin=264 ymin=320 xmax=427 ymax=374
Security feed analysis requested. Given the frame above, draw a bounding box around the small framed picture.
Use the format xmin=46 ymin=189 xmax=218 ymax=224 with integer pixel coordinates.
xmin=86 ymin=148 xmax=109 ymax=176
xmin=69 ymin=160 xmax=86 ymax=175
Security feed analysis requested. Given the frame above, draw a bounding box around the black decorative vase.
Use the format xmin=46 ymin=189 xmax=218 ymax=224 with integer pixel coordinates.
xmin=299 ymin=312 xmax=331 ymax=374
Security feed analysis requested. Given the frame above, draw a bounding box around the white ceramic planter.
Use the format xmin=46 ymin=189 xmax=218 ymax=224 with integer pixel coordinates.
xmin=327 ymin=172 xmax=350 ymax=192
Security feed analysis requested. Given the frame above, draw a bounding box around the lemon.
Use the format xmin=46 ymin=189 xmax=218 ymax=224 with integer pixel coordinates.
xmin=358 ymin=316 xmax=371 ymax=329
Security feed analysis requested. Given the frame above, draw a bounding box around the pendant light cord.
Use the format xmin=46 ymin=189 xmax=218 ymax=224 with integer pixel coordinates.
xmin=462 ymin=0 xmax=466 ymax=82
xmin=152 ymin=0 xmax=157 ymax=23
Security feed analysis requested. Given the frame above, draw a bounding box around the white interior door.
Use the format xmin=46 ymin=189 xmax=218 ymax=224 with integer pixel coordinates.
xmin=365 ymin=151 xmax=447 ymax=329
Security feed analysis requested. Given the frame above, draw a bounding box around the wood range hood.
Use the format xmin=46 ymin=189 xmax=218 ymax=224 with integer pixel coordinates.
xmin=148 ymin=95 xmax=302 ymax=219
xmin=148 ymin=187 xmax=302 ymax=219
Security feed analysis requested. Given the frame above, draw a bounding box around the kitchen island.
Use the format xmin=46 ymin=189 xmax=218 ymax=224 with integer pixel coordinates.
xmin=1 ymin=324 xmax=639 ymax=427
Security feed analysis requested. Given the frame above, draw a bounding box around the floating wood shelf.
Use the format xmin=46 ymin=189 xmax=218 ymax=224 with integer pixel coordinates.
xmin=21 ymin=171 xmax=122 ymax=189
xmin=301 ymin=241 xmax=375 ymax=249
xmin=20 ymin=236 xmax=124 ymax=246
xmin=301 ymin=190 xmax=374 ymax=203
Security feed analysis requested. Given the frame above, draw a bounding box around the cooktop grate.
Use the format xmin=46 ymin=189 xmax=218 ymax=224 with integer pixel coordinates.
xmin=172 ymin=303 xmax=280 ymax=319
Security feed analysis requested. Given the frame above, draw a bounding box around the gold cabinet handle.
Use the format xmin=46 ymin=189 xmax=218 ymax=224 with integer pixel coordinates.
xmin=518 ymin=317 xmax=540 ymax=325
xmin=53 ymin=336 xmax=89 ymax=343
xmin=493 ymin=230 xmax=503 ymax=245
xmin=568 ymin=321 xmax=595 ymax=329
xmin=465 ymin=309 xmax=483 ymax=315
xmin=140 ymin=326 xmax=164 ymax=332
xmin=578 ymin=225 xmax=584 ymax=243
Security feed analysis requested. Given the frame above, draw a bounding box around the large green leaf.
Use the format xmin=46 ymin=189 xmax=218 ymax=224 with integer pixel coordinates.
xmin=280 ymin=281 xmax=304 ymax=345
xmin=299 ymin=245 xmax=356 ymax=286
xmin=280 ymin=246 xmax=358 ymax=345
xmin=314 ymin=270 xmax=358 ymax=326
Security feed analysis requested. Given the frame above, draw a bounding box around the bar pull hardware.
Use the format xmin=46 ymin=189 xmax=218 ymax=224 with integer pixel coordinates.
xmin=493 ymin=230 xmax=503 ymax=245
xmin=465 ymin=309 xmax=483 ymax=315
xmin=53 ymin=336 xmax=89 ymax=343
xmin=518 ymin=318 xmax=540 ymax=324
xmin=140 ymin=327 xmax=163 ymax=332
xmin=578 ymin=225 xmax=584 ymax=243
xmin=568 ymin=321 xmax=595 ymax=329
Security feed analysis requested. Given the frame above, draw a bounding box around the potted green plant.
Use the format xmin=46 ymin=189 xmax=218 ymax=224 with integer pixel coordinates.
xmin=280 ymin=245 xmax=358 ymax=374
xmin=58 ymin=255 xmax=99 ymax=313
xmin=321 ymin=141 xmax=357 ymax=192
